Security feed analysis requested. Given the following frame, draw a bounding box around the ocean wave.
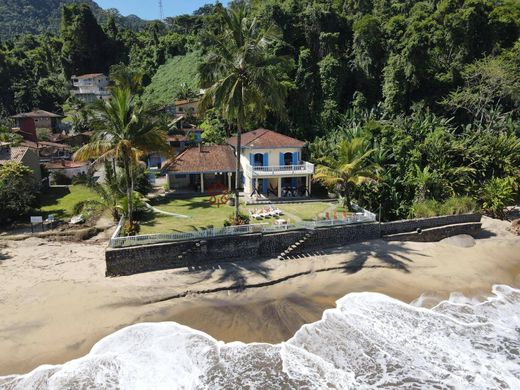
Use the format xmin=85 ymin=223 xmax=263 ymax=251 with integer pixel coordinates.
xmin=1 ymin=285 xmax=519 ymax=389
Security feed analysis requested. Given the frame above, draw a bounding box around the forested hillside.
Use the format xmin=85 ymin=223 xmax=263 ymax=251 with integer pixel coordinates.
xmin=0 ymin=0 xmax=519 ymax=219
xmin=0 ymin=0 xmax=146 ymax=38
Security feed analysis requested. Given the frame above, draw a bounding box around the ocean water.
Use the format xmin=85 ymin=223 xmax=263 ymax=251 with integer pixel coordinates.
xmin=1 ymin=285 xmax=519 ymax=389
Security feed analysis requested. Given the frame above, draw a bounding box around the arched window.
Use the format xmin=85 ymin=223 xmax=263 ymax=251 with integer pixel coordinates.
xmin=284 ymin=152 xmax=293 ymax=166
xmin=254 ymin=153 xmax=264 ymax=166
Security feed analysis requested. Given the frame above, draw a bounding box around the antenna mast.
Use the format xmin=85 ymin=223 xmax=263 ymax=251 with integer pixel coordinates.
xmin=159 ymin=0 xmax=164 ymax=20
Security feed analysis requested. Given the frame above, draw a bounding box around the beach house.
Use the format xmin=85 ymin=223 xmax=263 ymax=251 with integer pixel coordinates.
xmin=165 ymin=129 xmax=314 ymax=198
xmin=71 ymin=73 xmax=111 ymax=103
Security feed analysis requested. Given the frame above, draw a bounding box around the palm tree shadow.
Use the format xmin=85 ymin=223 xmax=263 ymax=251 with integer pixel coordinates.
xmin=340 ymin=240 xmax=428 ymax=274
xmin=180 ymin=259 xmax=273 ymax=289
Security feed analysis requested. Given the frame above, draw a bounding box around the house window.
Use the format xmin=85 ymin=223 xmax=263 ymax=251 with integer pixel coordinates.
xmin=284 ymin=152 xmax=293 ymax=166
xmin=254 ymin=153 xmax=264 ymax=166
xmin=178 ymin=107 xmax=183 ymax=112
xmin=175 ymin=174 xmax=187 ymax=179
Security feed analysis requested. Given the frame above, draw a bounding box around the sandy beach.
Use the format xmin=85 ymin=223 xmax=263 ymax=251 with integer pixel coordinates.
xmin=0 ymin=216 xmax=519 ymax=376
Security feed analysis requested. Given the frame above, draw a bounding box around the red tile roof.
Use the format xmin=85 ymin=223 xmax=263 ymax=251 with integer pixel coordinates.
xmin=44 ymin=160 xmax=88 ymax=170
xmin=228 ymin=129 xmax=305 ymax=149
xmin=12 ymin=109 xmax=63 ymax=119
xmin=74 ymin=73 xmax=105 ymax=80
xmin=165 ymin=145 xmax=236 ymax=173
xmin=0 ymin=147 xmax=29 ymax=165
xmin=21 ymin=140 xmax=71 ymax=150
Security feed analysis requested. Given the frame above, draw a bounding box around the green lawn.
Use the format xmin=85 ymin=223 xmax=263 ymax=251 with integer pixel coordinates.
xmin=140 ymin=196 xmax=235 ymax=234
xmin=140 ymin=196 xmax=337 ymax=234
xmin=39 ymin=185 xmax=101 ymax=220
xmin=276 ymin=202 xmax=335 ymax=222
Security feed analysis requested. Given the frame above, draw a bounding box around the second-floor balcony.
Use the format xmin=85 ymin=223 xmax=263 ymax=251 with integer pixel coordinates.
xmin=245 ymin=160 xmax=314 ymax=177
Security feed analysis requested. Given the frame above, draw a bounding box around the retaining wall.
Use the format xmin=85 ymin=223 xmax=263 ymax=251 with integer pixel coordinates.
xmin=106 ymin=213 xmax=481 ymax=276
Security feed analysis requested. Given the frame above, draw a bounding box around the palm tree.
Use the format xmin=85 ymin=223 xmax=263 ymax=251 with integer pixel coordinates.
xmin=314 ymin=137 xmax=380 ymax=210
xmin=198 ymin=3 xmax=287 ymax=219
xmin=74 ymin=86 xmax=170 ymax=226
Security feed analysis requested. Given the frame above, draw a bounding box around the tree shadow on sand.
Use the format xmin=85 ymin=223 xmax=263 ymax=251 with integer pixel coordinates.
xmin=337 ymin=240 xmax=428 ymax=274
xmin=181 ymin=259 xmax=274 ymax=289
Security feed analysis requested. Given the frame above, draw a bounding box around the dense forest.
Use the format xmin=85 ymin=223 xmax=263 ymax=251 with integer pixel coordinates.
xmin=0 ymin=0 xmax=146 ymax=38
xmin=0 ymin=0 xmax=519 ymax=221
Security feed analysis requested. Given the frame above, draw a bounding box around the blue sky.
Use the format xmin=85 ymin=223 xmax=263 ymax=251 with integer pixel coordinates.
xmin=95 ymin=0 xmax=215 ymax=20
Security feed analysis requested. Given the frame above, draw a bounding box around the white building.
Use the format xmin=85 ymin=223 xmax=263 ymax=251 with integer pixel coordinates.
xmin=165 ymin=129 xmax=314 ymax=198
xmin=71 ymin=73 xmax=111 ymax=103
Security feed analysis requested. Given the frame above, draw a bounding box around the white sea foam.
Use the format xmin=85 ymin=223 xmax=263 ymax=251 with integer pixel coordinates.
xmin=1 ymin=285 xmax=519 ymax=389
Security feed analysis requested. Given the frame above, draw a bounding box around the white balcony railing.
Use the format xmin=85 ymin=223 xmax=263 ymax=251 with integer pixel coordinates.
xmin=245 ymin=161 xmax=314 ymax=177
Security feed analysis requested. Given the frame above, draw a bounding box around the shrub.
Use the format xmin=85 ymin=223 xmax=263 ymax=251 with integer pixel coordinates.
xmin=0 ymin=161 xmax=38 ymax=224
xmin=223 ymin=212 xmax=250 ymax=226
xmin=123 ymin=220 xmax=140 ymax=236
xmin=411 ymin=199 xmax=440 ymax=218
xmin=480 ymin=177 xmax=516 ymax=219
xmin=439 ymin=196 xmax=477 ymax=215
xmin=51 ymin=171 xmax=71 ymax=185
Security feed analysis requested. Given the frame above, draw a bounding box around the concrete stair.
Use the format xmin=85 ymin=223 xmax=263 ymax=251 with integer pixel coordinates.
xmin=278 ymin=231 xmax=315 ymax=260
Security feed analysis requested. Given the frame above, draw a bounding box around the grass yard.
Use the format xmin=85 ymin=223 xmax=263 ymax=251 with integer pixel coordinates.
xmin=139 ymin=196 xmax=338 ymax=234
xmin=140 ymin=196 xmax=235 ymax=234
xmin=39 ymin=185 xmax=101 ymax=220
xmin=275 ymin=202 xmax=335 ymax=222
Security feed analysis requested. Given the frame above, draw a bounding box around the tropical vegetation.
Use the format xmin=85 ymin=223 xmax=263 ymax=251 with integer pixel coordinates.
xmin=0 ymin=0 xmax=518 ymax=223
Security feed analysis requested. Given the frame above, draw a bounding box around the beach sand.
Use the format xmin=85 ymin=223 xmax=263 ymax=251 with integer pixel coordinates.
xmin=0 ymin=216 xmax=519 ymax=375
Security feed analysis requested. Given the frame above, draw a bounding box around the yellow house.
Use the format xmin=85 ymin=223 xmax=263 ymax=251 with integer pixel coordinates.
xmin=228 ymin=129 xmax=314 ymax=198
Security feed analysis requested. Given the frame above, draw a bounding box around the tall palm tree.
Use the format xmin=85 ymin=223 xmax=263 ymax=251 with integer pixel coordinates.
xmin=198 ymin=3 xmax=287 ymax=219
xmin=74 ymin=86 xmax=169 ymax=226
xmin=314 ymin=137 xmax=380 ymax=210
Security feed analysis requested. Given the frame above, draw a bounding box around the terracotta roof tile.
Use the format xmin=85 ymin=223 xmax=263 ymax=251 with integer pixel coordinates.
xmin=12 ymin=109 xmax=63 ymax=119
xmin=228 ymin=129 xmax=305 ymax=149
xmin=44 ymin=160 xmax=88 ymax=169
xmin=0 ymin=147 xmax=29 ymax=165
xmin=165 ymin=145 xmax=236 ymax=173
xmin=73 ymin=73 xmax=105 ymax=80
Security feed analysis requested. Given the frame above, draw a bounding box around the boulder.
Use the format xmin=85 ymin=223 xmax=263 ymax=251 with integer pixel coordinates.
xmin=511 ymin=219 xmax=520 ymax=236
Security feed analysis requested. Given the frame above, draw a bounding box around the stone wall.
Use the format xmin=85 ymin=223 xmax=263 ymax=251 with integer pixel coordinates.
xmin=380 ymin=213 xmax=481 ymax=235
xmin=383 ymin=222 xmax=482 ymax=242
xmin=105 ymin=213 xmax=482 ymax=276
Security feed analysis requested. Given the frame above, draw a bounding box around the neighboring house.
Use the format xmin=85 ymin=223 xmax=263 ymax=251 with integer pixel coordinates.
xmin=11 ymin=109 xmax=64 ymax=140
xmin=44 ymin=160 xmax=89 ymax=179
xmin=71 ymin=73 xmax=111 ymax=103
xmin=147 ymin=128 xmax=203 ymax=170
xmin=165 ymin=129 xmax=314 ymax=198
xmin=0 ymin=142 xmax=42 ymax=186
xmin=60 ymin=131 xmax=92 ymax=148
xmin=229 ymin=129 xmax=314 ymax=197
xmin=164 ymin=144 xmax=236 ymax=193
xmin=21 ymin=140 xmax=72 ymax=162
xmin=173 ymin=99 xmax=199 ymax=117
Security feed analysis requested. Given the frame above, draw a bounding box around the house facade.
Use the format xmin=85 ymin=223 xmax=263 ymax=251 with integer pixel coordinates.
xmin=11 ymin=109 xmax=63 ymax=140
xmin=71 ymin=73 xmax=111 ymax=103
xmin=229 ymin=129 xmax=314 ymax=198
xmin=164 ymin=144 xmax=236 ymax=193
xmin=0 ymin=142 xmax=42 ymax=186
xmin=165 ymin=129 xmax=313 ymax=198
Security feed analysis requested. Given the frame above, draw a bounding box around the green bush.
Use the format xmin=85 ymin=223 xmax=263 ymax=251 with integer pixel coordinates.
xmin=411 ymin=200 xmax=440 ymax=218
xmin=412 ymin=196 xmax=477 ymax=218
xmin=223 ymin=212 xmax=250 ymax=226
xmin=439 ymin=196 xmax=477 ymax=215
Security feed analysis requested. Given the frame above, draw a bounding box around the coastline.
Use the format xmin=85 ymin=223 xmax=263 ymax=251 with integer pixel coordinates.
xmin=0 ymin=216 xmax=519 ymax=375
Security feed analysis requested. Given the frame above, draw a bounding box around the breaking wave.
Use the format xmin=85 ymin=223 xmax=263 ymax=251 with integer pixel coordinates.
xmin=1 ymin=285 xmax=519 ymax=389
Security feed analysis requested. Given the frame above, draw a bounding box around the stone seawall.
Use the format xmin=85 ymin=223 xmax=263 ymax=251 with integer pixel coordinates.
xmin=106 ymin=213 xmax=482 ymax=276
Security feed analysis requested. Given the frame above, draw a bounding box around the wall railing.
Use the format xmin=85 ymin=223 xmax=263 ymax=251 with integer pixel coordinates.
xmin=109 ymin=208 xmax=376 ymax=249
xmin=244 ymin=161 xmax=315 ymax=177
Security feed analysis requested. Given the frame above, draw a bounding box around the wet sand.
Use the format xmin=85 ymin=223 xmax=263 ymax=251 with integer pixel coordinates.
xmin=0 ymin=216 xmax=519 ymax=375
